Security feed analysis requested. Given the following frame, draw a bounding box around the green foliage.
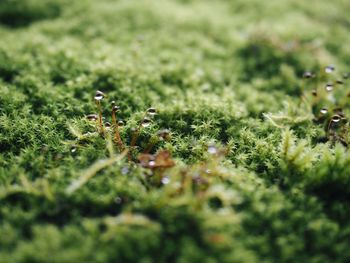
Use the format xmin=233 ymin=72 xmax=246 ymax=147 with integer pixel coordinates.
xmin=0 ymin=0 xmax=64 ymax=28
xmin=1 ymin=0 xmax=350 ymax=262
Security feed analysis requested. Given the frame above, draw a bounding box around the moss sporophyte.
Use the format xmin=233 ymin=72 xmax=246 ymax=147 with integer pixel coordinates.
xmin=299 ymin=65 xmax=350 ymax=146
xmin=66 ymin=89 xmax=234 ymax=193
xmin=264 ymin=64 xmax=350 ymax=146
xmin=66 ymin=90 xmax=175 ymax=192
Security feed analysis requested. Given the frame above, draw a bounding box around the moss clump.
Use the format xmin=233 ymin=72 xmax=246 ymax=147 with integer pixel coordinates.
xmin=1 ymin=0 xmax=350 ymax=262
xmin=0 ymin=0 xmax=63 ymax=28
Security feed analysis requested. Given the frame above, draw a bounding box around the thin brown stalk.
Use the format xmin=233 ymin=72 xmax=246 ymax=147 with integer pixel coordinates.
xmin=97 ymin=100 xmax=104 ymax=135
xmin=111 ymin=108 xmax=124 ymax=152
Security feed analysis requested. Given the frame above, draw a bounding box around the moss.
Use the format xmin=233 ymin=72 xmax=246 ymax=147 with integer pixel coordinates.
xmin=0 ymin=0 xmax=63 ymax=28
xmin=1 ymin=0 xmax=350 ymax=262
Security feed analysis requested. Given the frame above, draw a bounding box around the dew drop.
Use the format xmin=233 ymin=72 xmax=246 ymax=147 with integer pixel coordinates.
xmin=161 ymin=176 xmax=170 ymax=185
xmin=320 ymin=108 xmax=328 ymax=115
xmin=303 ymin=71 xmax=313 ymax=79
xmin=325 ymin=83 xmax=333 ymax=92
xmin=105 ymin=122 xmax=111 ymax=128
xmin=208 ymin=145 xmax=218 ymax=154
xmin=331 ymin=115 xmax=341 ymax=123
xmin=114 ymin=197 xmax=122 ymax=204
xmin=111 ymin=101 xmax=120 ymax=112
xmin=325 ymin=65 xmax=335 ymax=73
xmin=157 ymin=129 xmax=171 ymax=140
xmin=86 ymin=114 xmax=98 ymax=121
xmin=71 ymin=145 xmax=77 ymax=153
xmin=118 ymin=120 xmax=125 ymax=127
xmin=94 ymin=90 xmax=105 ymax=101
xmin=121 ymin=166 xmax=129 ymax=175
xmin=113 ymin=105 xmax=120 ymax=111
xmin=141 ymin=117 xmax=152 ymax=128
xmin=148 ymin=160 xmax=156 ymax=167
xmin=146 ymin=107 xmax=157 ymax=116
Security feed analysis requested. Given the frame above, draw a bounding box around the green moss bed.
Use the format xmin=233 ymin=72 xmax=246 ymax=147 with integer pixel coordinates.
xmin=1 ymin=0 xmax=350 ymax=262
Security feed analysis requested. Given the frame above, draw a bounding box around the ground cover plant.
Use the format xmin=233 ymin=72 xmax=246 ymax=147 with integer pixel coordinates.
xmin=1 ymin=0 xmax=350 ymax=262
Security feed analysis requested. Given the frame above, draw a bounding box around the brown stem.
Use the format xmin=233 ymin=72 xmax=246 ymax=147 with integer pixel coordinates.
xmin=130 ymin=128 xmax=140 ymax=148
xmin=144 ymin=138 xmax=158 ymax=154
xmin=128 ymin=111 xmax=152 ymax=161
xmin=126 ymin=128 xmax=139 ymax=161
xmin=327 ymin=120 xmax=333 ymax=138
xmin=97 ymin=100 xmax=104 ymax=135
xmin=130 ymin=112 xmax=147 ymax=148
xmin=112 ymin=109 xmax=124 ymax=152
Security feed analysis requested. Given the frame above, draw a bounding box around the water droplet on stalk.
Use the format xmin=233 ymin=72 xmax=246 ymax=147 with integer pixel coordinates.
xmin=146 ymin=107 xmax=157 ymax=116
xmin=325 ymin=83 xmax=333 ymax=92
xmin=157 ymin=129 xmax=171 ymax=140
xmin=71 ymin=145 xmax=77 ymax=153
xmin=303 ymin=71 xmax=313 ymax=79
xmin=161 ymin=176 xmax=170 ymax=185
xmin=320 ymin=108 xmax=328 ymax=115
xmin=118 ymin=120 xmax=125 ymax=127
xmin=141 ymin=117 xmax=152 ymax=128
xmin=325 ymin=65 xmax=335 ymax=73
xmin=94 ymin=90 xmax=105 ymax=101
xmin=121 ymin=166 xmax=129 ymax=175
xmin=331 ymin=115 xmax=341 ymax=123
xmin=111 ymin=101 xmax=120 ymax=112
xmin=208 ymin=145 xmax=218 ymax=154
xmin=113 ymin=105 xmax=120 ymax=111
xmin=86 ymin=114 xmax=98 ymax=121
xmin=105 ymin=122 xmax=111 ymax=128
xmin=114 ymin=197 xmax=122 ymax=204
